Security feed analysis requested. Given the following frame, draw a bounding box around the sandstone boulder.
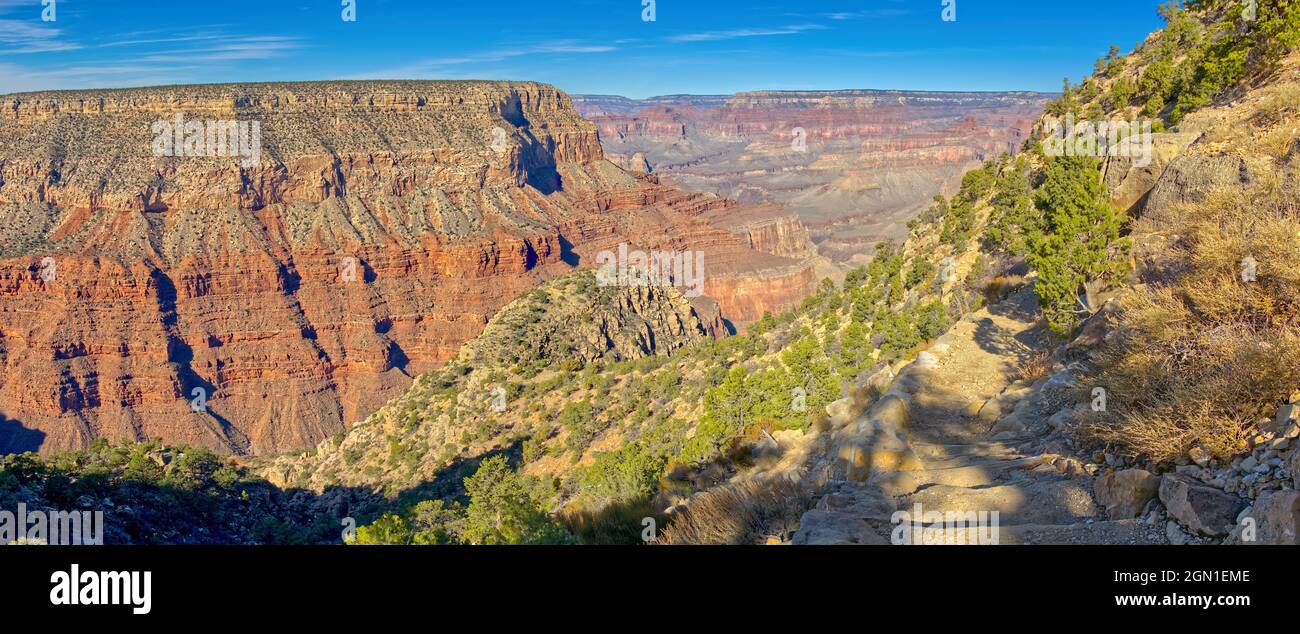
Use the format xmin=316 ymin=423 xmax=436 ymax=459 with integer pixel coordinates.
xmin=792 ymin=510 xmax=888 ymax=545
xmin=1159 ymin=475 xmax=1246 ymax=536
xmin=975 ymin=398 xmax=1004 ymax=425
xmin=1262 ymin=403 xmax=1298 ymax=437
xmin=991 ymin=410 xmax=1029 ymax=435
xmin=1094 ymin=469 xmax=1160 ymax=519
xmin=1238 ymin=490 xmax=1299 ymax=545
xmin=1141 ymin=154 xmax=1255 ymax=230
xmin=834 ymin=436 xmax=921 ymax=482
xmin=825 ymin=397 xmax=855 ymax=428
xmin=860 ymin=394 xmax=909 ymax=434
xmin=913 ymin=351 xmax=940 ymax=369
xmin=857 ymin=366 xmax=896 ymax=398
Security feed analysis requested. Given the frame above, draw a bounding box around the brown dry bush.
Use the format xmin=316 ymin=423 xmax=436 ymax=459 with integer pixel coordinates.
xmin=983 ymin=275 xmax=1025 ymax=305
xmin=1202 ymin=119 xmax=1254 ymax=145
xmin=1077 ymin=182 xmax=1300 ymax=463
xmin=1259 ymin=125 xmax=1299 ymax=160
xmin=655 ymin=476 xmax=814 ymax=545
xmin=1254 ymin=81 xmax=1300 ymax=122
xmin=1016 ymin=350 xmax=1055 ymax=384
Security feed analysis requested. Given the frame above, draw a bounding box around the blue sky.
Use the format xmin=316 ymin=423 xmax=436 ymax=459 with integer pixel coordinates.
xmin=1 ymin=0 xmax=1167 ymax=97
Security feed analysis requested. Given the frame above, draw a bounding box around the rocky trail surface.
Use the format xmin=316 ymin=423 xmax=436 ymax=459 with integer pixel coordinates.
xmin=795 ymin=286 xmax=1170 ymax=545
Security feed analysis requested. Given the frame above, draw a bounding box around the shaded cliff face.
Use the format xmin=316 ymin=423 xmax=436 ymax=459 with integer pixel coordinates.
xmin=573 ymin=90 xmax=1049 ymax=265
xmin=0 ymin=81 xmax=816 ymax=455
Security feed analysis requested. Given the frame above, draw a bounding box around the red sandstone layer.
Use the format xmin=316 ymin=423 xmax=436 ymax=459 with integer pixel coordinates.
xmin=0 ymin=81 xmax=817 ymax=455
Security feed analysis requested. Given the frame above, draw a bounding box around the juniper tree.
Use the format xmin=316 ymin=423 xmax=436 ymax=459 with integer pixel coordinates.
xmin=1027 ymin=155 xmax=1128 ymax=334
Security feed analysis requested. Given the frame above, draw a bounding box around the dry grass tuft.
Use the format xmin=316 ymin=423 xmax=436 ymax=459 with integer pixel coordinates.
xmin=1254 ymin=81 xmax=1300 ymax=122
xmin=1202 ymin=119 xmax=1254 ymax=145
xmin=656 ymin=476 xmax=814 ymax=545
xmin=1077 ymin=182 xmax=1300 ymax=463
xmin=1016 ymin=350 xmax=1055 ymax=384
xmin=1259 ymin=125 xmax=1299 ymax=160
xmin=984 ymin=275 xmax=1026 ymax=305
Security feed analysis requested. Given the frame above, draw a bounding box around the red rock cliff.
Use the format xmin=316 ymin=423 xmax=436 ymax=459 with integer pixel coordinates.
xmin=0 ymin=81 xmax=816 ymax=455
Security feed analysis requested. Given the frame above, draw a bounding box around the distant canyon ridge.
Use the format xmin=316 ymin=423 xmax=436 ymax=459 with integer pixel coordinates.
xmin=574 ymin=90 xmax=1050 ymax=265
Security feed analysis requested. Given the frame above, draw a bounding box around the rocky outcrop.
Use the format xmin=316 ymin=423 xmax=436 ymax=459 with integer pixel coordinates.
xmin=1138 ymin=154 xmax=1258 ymax=228
xmin=264 ymin=270 xmax=709 ymax=492
xmin=460 ymin=271 xmax=711 ymax=368
xmin=1159 ymin=475 xmax=1247 ymax=537
xmin=1094 ymin=469 xmax=1160 ymax=519
xmin=1101 ymin=131 xmax=1199 ymax=213
xmin=0 ymin=81 xmax=817 ymax=455
xmin=1236 ymin=490 xmax=1299 ymax=545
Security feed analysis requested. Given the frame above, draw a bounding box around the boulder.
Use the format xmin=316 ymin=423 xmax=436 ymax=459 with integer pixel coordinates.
xmin=825 ymin=397 xmax=855 ymax=428
xmin=861 ymin=393 xmax=909 ymax=433
xmin=991 ymin=410 xmax=1028 ymax=435
xmin=858 ymin=366 xmax=896 ymax=398
xmin=975 ymin=398 xmax=1004 ymax=424
xmin=834 ymin=437 xmax=921 ymax=482
xmin=913 ymin=351 xmax=940 ymax=369
xmin=1188 ymin=446 xmax=1211 ymax=468
xmin=1262 ymin=403 xmax=1299 ymax=437
xmin=1047 ymin=406 xmax=1077 ymax=431
xmin=1141 ymin=154 xmax=1255 ymax=230
xmin=1041 ymin=368 xmax=1078 ymax=392
xmin=749 ymin=431 xmax=781 ymax=459
xmin=1159 ymin=475 xmax=1246 ymax=536
xmin=835 ymin=441 xmax=873 ymax=481
xmin=792 ymin=510 xmax=889 ymax=545
xmin=1238 ymin=490 xmax=1299 ymax=545
xmin=1288 ymin=449 xmax=1300 ymax=489
xmin=771 ymin=429 xmax=804 ymax=448
xmin=1066 ymin=300 xmax=1119 ymax=353
xmin=1094 ymin=469 xmax=1160 ymax=519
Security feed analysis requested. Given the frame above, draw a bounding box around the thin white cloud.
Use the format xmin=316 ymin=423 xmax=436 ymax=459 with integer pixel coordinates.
xmin=100 ymin=34 xmax=230 ymax=48
xmin=819 ymin=7 xmax=912 ymax=21
xmin=668 ymin=23 xmax=827 ymax=43
xmin=0 ymin=16 xmax=81 ymax=54
xmin=0 ymin=61 xmax=195 ymax=93
xmin=349 ymin=40 xmax=618 ymax=79
xmin=138 ymin=36 xmax=303 ymax=63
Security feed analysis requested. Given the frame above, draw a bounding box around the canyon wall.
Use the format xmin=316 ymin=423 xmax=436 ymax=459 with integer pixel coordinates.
xmin=0 ymin=81 xmax=816 ymax=455
xmin=574 ymin=90 xmax=1049 ymax=265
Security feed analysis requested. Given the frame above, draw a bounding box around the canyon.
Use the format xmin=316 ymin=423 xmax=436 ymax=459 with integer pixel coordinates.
xmin=0 ymin=81 xmax=817 ymax=456
xmin=573 ymin=90 xmax=1050 ymax=265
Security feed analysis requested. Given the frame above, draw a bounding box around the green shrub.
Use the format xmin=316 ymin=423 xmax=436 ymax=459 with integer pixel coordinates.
xmin=577 ymin=443 xmax=664 ymax=508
